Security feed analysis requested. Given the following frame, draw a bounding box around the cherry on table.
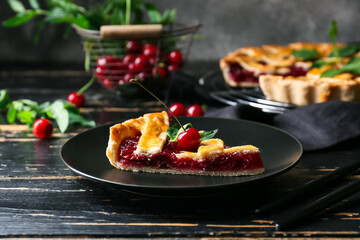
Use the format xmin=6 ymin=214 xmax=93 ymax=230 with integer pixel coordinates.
xmin=32 ymin=118 xmax=53 ymax=139
xmin=67 ymin=92 xmax=85 ymax=108
xmin=177 ymin=128 xmax=201 ymax=150
xmin=168 ymin=103 xmax=187 ymax=116
xmin=186 ymin=104 xmax=204 ymax=116
xmin=169 ymin=50 xmax=183 ymax=65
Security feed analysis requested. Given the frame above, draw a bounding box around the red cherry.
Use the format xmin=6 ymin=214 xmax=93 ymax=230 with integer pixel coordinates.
xmin=123 ymin=55 xmax=135 ymax=64
xmin=103 ymin=78 xmax=115 ymax=89
xmin=32 ymin=118 xmax=53 ymax=139
xmin=143 ymin=43 xmax=157 ymax=49
xmin=168 ymin=103 xmax=186 ymax=116
xmin=177 ymin=128 xmax=201 ymax=150
xmin=142 ymin=44 xmax=157 ymax=57
xmin=169 ymin=50 xmax=183 ymax=64
xmin=126 ymin=40 xmax=142 ymax=54
xmin=134 ymin=56 xmax=149 ymax=70
xmin=67 ymin=92 xmax=85 ymax=108
xmin=137 ymin=71 xmax=150 ymax=81
xmin=97 ymin=56 xmax=121 ymax=70
xmin=152 ymin=66 xmax=167 ymax=79
xmin=95 ymin=66 xmax=107 ymax=81
xmin=167 ymin=64 xmax=180 ymax=72
xmin=186 ymin=104 xmax=204 ymax=116
xmin=147 ymin=56 xmax=157 ymax=66
xmin=123 ymin=72 xmax=135 ymax=83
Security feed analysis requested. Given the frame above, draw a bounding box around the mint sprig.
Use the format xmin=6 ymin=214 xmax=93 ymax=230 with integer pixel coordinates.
xmin=321 ymin=57 xmax=360 ymax=78
xmin=329 ymin=20 xmax=340 ymax=60
xmin=166 ymin=123 xmax=218 ymax=143
xmin=292 ymin=49 xmax=319 ymax=60
xmin=0 ymin=89 xmax=95 ymax=132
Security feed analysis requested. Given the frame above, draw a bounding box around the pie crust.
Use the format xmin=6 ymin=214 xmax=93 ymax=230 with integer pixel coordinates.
xmin=219 ymin=42 xmax=341 ymax=87
xmin=106 ymin=112 xmax=265 ymax=176
xmin=220 ymin=42 xmax=360 ymax=106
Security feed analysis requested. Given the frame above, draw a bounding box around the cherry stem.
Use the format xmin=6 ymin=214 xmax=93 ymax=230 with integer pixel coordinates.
xmin=130 ymin=79 xmax=185 ymax=131
xmin=77 ymin=75 xmax=96 ymax=95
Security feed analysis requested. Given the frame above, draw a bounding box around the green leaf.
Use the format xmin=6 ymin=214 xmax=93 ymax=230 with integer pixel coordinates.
xmin=2 ymin=10 xmax=37 ymax=27
xmin=7 ymin=105 xmax=17 ymax=123
xmin=17 ymin=110 xmax=36 ymax=124
xmin=68 ymin=111 xmax=95 ymax=128
xmin=0 ymin=90 xmax=10 ymax=110
xmin=329 ymin=44 xmax=360 ymax=58
xmin=49 ymin=100 xmax=69 ymax=133
xmin=329 ymin=20 xmax=339 ymax=59
xmin=29 ymin=0 xmax=40 ymax=9
xmin=166 ymin=124 xmax=180 ymax=142
xmin=199 ymin=129 xmax=218 ymax=141
xmin=292 ymin=49 xmax=319 ymax=60
xmin=321 ymin=57 xmax=360 ymax=77
xmin=7 ymin=0 xmax=26 ymax=12
xmin=329 ymin=20 xmax=338 ymax=41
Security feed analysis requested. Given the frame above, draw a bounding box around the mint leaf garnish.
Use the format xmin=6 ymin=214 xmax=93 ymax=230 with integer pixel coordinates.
xmin=292 ymin=49 xmax=319 ymax=60
xmin=166 ymin=123 xmax=218 ymax=142
xmin=329 ymin=44 xmax=360 ymax=58
xmin=329 ymin=20 xmax=339 ymax=60
xmin=321 ymin=57 xmax=360 ymax=77
xmin=199 ymin=129 xmax=218 ymax=141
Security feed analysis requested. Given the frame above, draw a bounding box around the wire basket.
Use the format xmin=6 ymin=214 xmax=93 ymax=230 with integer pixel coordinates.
xmin=73 ymin=23 xmax=201 ymax=97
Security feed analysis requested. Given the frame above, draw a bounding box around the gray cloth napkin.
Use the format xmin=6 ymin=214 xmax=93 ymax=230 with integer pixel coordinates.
xmin=205 ymin=101 xmax=360 ymax=151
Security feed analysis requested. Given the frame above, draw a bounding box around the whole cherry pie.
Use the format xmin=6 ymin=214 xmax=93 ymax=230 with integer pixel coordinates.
xmin=106 ymin=112 xmax=265 ymax=176
xmin=220 ymin=42 xmax=360 ymax=106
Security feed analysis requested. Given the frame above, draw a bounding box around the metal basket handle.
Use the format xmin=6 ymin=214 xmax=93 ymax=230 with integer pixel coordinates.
xmin=100 ymin=24 xmax=163 ymax=40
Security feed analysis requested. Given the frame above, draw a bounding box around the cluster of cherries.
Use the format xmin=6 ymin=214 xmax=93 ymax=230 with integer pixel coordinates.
xmin=95 ymin=40 xmax=183 ymax=89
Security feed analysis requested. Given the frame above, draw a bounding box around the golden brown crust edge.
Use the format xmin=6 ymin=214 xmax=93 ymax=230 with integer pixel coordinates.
xmin=259 ymin=75 xmax=360 ymax=106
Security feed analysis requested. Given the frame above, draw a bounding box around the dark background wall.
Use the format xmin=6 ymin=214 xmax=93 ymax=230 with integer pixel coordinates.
xmin=1 ymin=0 xmax=360 ymax=65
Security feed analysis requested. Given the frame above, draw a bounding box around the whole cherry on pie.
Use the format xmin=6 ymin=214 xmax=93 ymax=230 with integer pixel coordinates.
xmin=177 ymin=128 xmax=201 ymax=150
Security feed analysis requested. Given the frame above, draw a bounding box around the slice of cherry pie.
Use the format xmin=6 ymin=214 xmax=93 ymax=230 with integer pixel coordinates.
xmin=106 ymin=112 xmax=265 ymax=176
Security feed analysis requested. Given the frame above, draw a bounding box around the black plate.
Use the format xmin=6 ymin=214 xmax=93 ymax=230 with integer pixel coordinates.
xmin=199 ymin=70 xmax=296 ymax=114
xmin=60 ymin=117 xmax=302 ymax=197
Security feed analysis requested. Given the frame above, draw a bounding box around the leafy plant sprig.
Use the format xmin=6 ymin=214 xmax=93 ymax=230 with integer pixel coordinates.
xmin=3 ymin=0 xmax=177 ymax=42
xmin=0 ymin=89 xmax=95 ymax=133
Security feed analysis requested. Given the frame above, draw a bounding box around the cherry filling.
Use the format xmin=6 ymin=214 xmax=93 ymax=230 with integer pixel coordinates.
xmin=228 ymin=63 xmax=308 ymax=84
xmin=118 ymin=136 xmax=264 ymax=172
xmin=229 ymin=63 xmax=258 ymax=84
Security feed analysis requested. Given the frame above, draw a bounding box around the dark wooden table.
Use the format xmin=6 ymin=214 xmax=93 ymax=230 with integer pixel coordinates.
xmin=1 ymin=63 xmax=360 ymax=238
